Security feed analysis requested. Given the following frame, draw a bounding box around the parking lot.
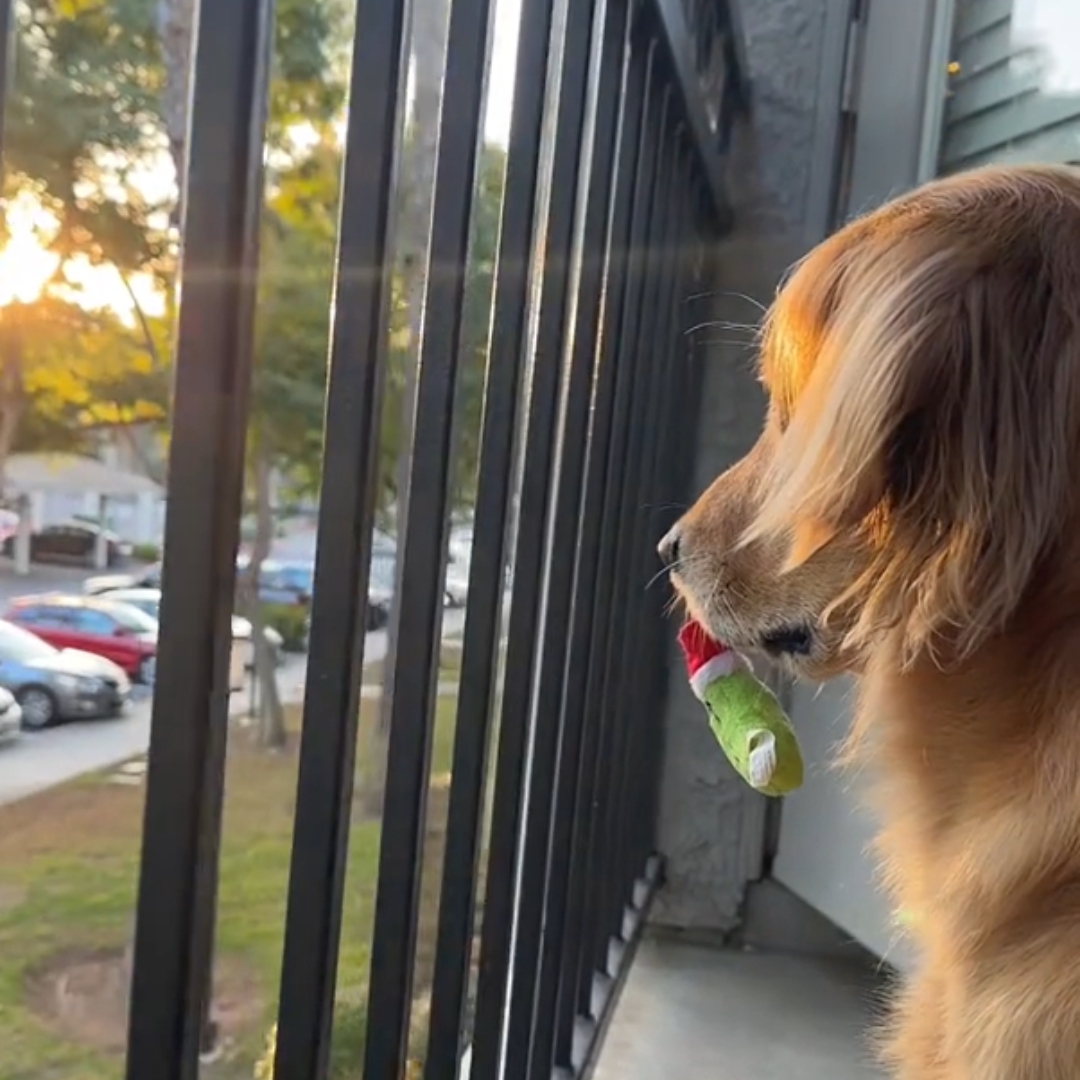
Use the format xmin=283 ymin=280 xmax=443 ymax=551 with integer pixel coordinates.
xmin=0 ymin=557 xmax=467 ymax=806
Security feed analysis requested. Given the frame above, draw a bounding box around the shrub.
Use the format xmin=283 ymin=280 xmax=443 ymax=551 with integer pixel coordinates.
xmin=131 ymin=541 xmax=161 ymax=563
xmin=260 ymin=602 xmax=309 ymax=652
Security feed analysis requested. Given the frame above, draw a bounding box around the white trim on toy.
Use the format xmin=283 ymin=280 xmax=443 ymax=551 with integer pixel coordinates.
xmin=688 ymin=650 xmax=743 ymax=698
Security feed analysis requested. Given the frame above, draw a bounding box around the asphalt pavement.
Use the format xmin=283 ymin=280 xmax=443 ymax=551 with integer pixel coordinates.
xmin=0 ymin=604 xmax=467 ymax=806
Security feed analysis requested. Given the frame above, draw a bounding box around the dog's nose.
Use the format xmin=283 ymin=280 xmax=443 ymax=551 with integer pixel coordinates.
xmin=657 ymin=526 xmax=681 ymax=568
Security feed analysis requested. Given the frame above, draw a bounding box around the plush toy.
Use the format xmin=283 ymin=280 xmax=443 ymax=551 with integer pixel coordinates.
xmin=677 ymin=620 xmax=805 ymax=797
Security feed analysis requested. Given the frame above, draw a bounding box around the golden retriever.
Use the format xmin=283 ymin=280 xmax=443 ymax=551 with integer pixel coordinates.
xmin=661 ymin=163 xmax=1080 ymax=1079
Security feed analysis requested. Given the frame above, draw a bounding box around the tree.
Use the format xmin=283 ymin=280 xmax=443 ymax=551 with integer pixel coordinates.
xmin=146 ymin=0 xmax=349 ymax=748
xmin=243 ymin=133 xmax=341 ymax=748
xmin=0 ymin=0 xmax=171 ymax=492
xmin=372 ymin=0 xmax=452 ymax=801
xmin=359 ymin=138 xmax=506 ymax=815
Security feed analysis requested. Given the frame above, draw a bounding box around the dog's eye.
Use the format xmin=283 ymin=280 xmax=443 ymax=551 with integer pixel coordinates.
xmin=760 ymin=625 xmax=812 ymax=656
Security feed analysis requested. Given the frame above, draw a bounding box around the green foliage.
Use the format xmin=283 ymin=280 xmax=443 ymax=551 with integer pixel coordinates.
xmin=131 ymin=541 xmax=160 ymax=562
xmin=6 ymin=0 xmax=170 ymax=270
xmin=0 ymin=0 xmax=350 ymax=474
xmin=251 ymin=133 xmax=340 ymax=492
xmin=260 ymin=602 xmax=309 ymax=652
xmin=269 ymin=0 xmax=352 ymax=147
xmin=450 ymin=143 xmax=506 ymax=510
xmin=0 ymin=0 xmax=501 ymax=524
xmin=378 ymin=141 xmax=506 ymax=517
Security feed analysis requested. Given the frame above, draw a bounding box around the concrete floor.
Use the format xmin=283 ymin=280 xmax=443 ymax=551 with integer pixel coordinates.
xmin=594 ymin=936 xmax=888 ymax=1080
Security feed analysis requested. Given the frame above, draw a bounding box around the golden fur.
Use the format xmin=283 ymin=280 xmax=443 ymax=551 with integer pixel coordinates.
xmin=665 ymin=164 xmax=1080 ymax=1079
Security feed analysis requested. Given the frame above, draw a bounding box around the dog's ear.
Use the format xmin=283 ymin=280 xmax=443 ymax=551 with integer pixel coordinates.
xmin=750 ymin=207 xmax=1080 ymax=664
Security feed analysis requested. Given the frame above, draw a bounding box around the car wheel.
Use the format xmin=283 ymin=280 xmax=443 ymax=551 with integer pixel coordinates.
xmin=138 ymin=655 xmax=157 ymax=685
xmin=18 ymin=686 xmax=58 ymax=731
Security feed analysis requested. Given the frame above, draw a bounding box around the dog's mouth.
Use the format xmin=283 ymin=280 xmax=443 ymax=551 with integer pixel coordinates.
xmin=759 ymin=624 xmax=814 ymax=657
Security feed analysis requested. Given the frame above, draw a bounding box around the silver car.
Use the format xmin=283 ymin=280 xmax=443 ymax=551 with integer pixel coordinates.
xmin=0 ymin=619 xmax=130 ymax=730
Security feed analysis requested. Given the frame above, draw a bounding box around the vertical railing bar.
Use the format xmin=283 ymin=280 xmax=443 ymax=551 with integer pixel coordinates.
xmin=633 ymin=169 xmax=703 ymax=870
xmin=647 ymin=0 xmax=735 ymax=225
xmin=124 ymin=0 xmax=274 ymax=1076
xmin=601 ymin=121 xmax=682 ymax=940
xmin=615 ymin=138 xmax=691 ymax=896
xmin=361 ymin=0 xmax=499 ymax=1070
xmin=271 ymin=0 xmax=411 ymax=1075
xmin=573 ymin=33 xmax=663 ymax=1015
xmin=0 ymin=0 xmax=15 ymax=167
xmin=468 ymin=0 xmax=598 ymax=1068
xmin=496 ymin=0 xmax=612 ymax=1066
xmin=588 ymin=79 xmax=674 ymax=980
xmin=551 ymin=13 xmax=645 ymax=1064
xmin=423 ymin=0 xmax=563 ymax=1070
xmin=516 ymin=0 xmax=630 ymax=1072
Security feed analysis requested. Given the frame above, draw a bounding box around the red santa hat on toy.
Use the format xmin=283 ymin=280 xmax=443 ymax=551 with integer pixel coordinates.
xmin=677 ymin=620 xmax=746 ymax=700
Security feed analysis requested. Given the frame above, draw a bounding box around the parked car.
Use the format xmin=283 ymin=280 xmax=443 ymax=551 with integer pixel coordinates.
xmin=3 ymin=594 xmax=158 ymax=684
xmin=367 ymin=548 xmax=466 ymax=613
xmin=0 ymin=686 xmax=21 ymax=744
xmin=368 ymin=553 xmax=397 ymax=626
xmin=0 ymin=618 xmax=129 ymax=729
xmin=100 ymin=586 xmax=285 ymax=669
xmin=239 ymin=555 xmax=391 ymax=632
xmin=3 ymin=522 xmax=133 ymax=568
xmin=84 ymin=562 xmax=162 ymax=595
xmin=235 ymin=556 xmax=314 ymax=607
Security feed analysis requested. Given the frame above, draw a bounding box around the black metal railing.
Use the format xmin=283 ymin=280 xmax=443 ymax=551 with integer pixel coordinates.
xmin=0 ymin=0 xmax=741 ymax=1075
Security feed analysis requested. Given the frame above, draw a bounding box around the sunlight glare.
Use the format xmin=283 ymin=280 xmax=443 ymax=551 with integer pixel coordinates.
xmin=0 ymin=193 xmax=60 ymax=306
xmin=0 ymin=191 xmax=164 ymax=323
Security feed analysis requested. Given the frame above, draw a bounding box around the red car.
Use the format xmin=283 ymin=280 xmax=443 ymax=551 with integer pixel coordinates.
xmin=4 ymin=594 xmax=158 ymax=684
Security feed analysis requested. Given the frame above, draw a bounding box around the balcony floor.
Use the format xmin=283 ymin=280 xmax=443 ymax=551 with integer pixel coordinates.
xmin=595 ymin=935 xmax=888 ymax=1079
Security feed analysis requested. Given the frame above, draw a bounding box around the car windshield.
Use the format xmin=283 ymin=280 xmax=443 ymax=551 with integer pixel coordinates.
xmin=98 ymin=601 xmax=158 ymax=633
xmin=118 ymin=594 xmax=160 ymax=619
xmin=0 ymin=619 xmax=58 ymax=663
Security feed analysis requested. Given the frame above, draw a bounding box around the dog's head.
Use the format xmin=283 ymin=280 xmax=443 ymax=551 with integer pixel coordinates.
xmin=665 ymin=165 xmax=1080 ymax=679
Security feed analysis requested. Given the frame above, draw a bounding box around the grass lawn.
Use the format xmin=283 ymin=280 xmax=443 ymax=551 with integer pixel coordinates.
xmin=0 ymin=693 xmax=462 ymax=1080
xmin=361 ymin=640 xmax=463 ymax=687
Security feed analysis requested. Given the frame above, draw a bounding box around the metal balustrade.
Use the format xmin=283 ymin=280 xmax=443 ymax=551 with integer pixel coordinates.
xmin=0 ymin=0 xmax=744 ymax=1075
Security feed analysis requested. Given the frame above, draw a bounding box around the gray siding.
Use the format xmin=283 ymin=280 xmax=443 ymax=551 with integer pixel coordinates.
xmin=942 ymin=0 xmax=1080 ymax=170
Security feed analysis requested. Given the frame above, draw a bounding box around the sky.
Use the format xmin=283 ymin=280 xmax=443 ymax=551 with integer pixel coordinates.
xmin=1011 ymin=0 xmax=1080 ymax=94
xmin=484 ymin=0 xmax=522 ymax=146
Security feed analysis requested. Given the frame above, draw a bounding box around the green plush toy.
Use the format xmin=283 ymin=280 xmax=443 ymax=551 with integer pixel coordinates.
xmin=677 ymin=620 xmax=805 ymax=797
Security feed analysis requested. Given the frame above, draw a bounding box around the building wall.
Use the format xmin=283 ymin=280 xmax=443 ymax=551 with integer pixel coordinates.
xmin=650 ymin=0 xmax=849 ymax=933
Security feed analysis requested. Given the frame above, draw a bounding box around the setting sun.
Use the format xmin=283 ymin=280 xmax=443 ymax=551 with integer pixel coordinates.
xmin=0 ymin=194 xmax=58 ymax=305
xmin=0 ymin=191 xmax=164 ymax=322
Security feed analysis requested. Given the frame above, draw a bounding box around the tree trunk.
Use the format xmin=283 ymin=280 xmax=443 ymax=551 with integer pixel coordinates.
xmin=362 ymin=0 xmax=451 ymax=818
xmin=243 ymin=445 xmax=287 ymax=750
xmin=156 ymin=0 xmax=196 ymax=225
xmin=0 ymin=305 xmax=27 ymax=506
